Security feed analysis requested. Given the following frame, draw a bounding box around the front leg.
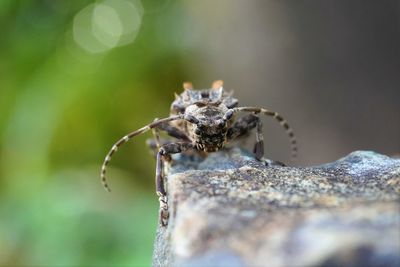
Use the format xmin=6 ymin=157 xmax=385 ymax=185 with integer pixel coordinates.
xmin=147 ymin=121 xmax=191 ymax=159
xmin=227 ymin=113 xmax=262 ymax=158
xmin=227 ymin=113 xmax=284 ymax=166
xmin=156 ymin=142 xmax=194 ymax=226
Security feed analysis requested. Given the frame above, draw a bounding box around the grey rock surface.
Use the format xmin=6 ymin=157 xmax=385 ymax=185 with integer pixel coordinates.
xmin=153 ymin=148 xmax=400 ymax=267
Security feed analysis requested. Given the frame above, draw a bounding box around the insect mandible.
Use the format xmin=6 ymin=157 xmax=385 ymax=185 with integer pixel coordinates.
xmin=100 ymin=80 xmax=298 ymax=226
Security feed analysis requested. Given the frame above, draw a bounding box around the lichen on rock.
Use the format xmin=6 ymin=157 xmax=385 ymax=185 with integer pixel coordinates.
xmin=153 ymin=148 xmax=400 ymax=267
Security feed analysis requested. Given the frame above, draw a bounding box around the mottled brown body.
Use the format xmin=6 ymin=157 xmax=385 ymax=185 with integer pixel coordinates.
xmin=170 ymin=82 xmax=237 ymax=152
xmin=101 ymin=80 xmax=298 ymax=226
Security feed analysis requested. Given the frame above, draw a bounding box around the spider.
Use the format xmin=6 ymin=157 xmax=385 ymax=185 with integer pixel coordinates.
xmin=100 ymin=80 xmax=297 ymax=226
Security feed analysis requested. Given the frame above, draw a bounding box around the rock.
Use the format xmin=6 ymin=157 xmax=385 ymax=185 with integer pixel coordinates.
xmin=152 ymin=148 xmax=400 ymax=267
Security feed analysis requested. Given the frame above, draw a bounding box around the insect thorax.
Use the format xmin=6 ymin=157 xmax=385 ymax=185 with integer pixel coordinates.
xmin=170 ymin=88 xmax=238 ymax=115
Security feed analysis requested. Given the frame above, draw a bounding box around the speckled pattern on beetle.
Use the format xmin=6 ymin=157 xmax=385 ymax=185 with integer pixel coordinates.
xmin=100 ymin=80 xmax=298 ymax=226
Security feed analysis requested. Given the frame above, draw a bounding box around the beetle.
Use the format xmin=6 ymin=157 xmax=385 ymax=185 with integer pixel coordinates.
xmin=100 ymin=80 xmax=297 ymax=226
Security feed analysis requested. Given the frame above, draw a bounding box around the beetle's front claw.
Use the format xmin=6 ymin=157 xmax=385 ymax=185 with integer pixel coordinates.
xmin=259 ymin=157 xmax=286 ymax=167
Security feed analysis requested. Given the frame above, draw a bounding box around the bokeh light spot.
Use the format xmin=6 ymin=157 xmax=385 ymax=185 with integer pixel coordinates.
xmin=73 ymin=0 xmax=143 ymax=54
xmin=73 ymin=4 xmax=110 ymax=53
xmin=101 ymin=0 xmax=143 ymax=46
xmin=92 ymin=4 xmax=123 ymax=48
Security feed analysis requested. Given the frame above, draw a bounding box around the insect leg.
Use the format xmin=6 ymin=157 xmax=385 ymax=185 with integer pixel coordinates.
xmin=146 ymin=138 xmax=174 ymax=152
xmin=156 ymin=142 xmax=194 ymax=226
xmin=252 ymin=117 xmax=286 ymax=166
xmin=253 ymin=114 xmax=264 ymax=160
xmin=147 ymin=121 xmax=190 ymax=158
xmin=150 ymin=123 xmax=174 ymax=161
xmin=157 ymin=122 xmax=190 ymax=141
xmin=233 ymin=107 xmax=298 ymax=159
xmin=227 ymin=113 xmax=259 ymax=140
xmin=100 ymin=115 xmax=184 ymax=192
xmin=151 ymin=118 xmax=162 ymax=150
xmin=226 ymin=113 xmax=264 ymax=160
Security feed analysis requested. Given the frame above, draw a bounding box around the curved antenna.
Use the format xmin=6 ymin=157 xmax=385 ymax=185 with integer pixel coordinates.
xmin=100 ymin=115 xmax=184 ymax=192
xmin=233 ymin=107 xmax=298 ymax=159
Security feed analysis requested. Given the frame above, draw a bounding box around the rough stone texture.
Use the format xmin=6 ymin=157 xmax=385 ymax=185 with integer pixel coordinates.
xmin=153 ymin=148 xmax=400 ymax=267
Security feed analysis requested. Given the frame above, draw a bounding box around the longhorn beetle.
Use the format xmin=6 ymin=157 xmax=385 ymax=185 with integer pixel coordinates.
xmin=101 ymin=80 xmax=298 ymax=226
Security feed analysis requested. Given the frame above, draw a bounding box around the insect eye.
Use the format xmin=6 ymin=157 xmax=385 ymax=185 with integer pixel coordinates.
xmin=195 ymin=128 xmax=201 ymax=135
xmin=184 ymin=114 xmax=199 ymax=124
xmin=224 ymin=109 xmax=234 ymax=120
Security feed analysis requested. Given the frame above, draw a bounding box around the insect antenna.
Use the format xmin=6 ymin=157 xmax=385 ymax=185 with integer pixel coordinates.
xmin=101 ymin=115 xmax=184 ymax=192
xmin=234 ymin=107 xmax=298 ymax=159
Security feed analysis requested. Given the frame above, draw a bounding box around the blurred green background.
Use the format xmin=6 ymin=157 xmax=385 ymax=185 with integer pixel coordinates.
xmin=0 ymin=0 xmax=399 ymax=266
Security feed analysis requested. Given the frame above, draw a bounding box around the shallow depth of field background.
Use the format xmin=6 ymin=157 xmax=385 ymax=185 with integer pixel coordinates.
xmin=0 ymin=1 xmax=399 ymax=266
